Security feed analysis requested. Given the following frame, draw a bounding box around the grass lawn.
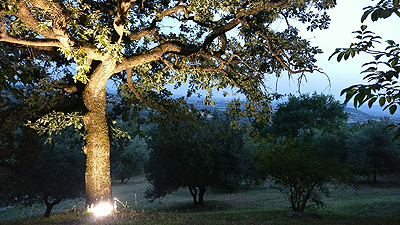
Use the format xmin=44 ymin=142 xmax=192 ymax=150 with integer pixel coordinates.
xmin=2 ymin=175 xmax=400 ymax=224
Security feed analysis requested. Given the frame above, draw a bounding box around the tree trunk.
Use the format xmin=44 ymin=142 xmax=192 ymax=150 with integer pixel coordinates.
xmin=44 ymin=196 xmax=62 ymax=218
xmin=82 ymin=76 xmax=112 ymax=208
xmin=188 ymin=186 xmax=198 ymax=205
xmin=198 ymin=185 xmax=206 ymax=206
xmin=188 ymin=185 xmax=206 ymax=206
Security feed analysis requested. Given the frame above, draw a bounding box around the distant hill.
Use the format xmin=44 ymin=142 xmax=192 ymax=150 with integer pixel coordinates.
xmin=345 ymin=105 xmax=400 ymax=124
xmin=108 ymin=92 xmax=400 ymax=124
xmin=345 ymin=107 xmax=378 ymax=124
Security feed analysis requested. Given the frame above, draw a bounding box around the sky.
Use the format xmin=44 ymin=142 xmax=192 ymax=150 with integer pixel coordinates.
xmin=273 ymin=0 xmax=400 ymax=102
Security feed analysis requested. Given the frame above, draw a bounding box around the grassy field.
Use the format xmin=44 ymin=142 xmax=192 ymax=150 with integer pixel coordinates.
xmin=2 ymin=175 xmax=400 ymax=224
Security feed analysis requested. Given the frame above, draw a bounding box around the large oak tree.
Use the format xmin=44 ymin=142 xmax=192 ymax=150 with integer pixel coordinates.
xmin=0 ymin=0 xmax=336 ymax=207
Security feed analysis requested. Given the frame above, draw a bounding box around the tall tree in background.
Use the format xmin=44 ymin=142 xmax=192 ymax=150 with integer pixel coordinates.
xmin=0 ymin=0 xmax=336 ymax=207
xmin=267 ymin=93 xmax=348 ymax=138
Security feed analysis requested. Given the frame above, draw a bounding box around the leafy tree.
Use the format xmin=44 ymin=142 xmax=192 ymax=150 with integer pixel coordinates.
xmin=145 ymin=110 xmax=251 ymax=205
xmin=310 ymin=128 xmax=349 ymax=162
xmin=110 ymin=122 xmax=148 ymax=184
xmin=0 ymin=0 xmax=337 ymax=206
xmin=0 ymin=127 xmax=85 ymax=217
xmin=331 ymin=0 xmax=400 ymax=137
xmin=346 ymin=118 xmax=400 ymax=182
xmin=0 ymin=125 xmax=41 ymax=206
xmin=267 ymin=92 xmax=348 ymax=138
xmin=250 ymin=135 xmax=354 ymax=212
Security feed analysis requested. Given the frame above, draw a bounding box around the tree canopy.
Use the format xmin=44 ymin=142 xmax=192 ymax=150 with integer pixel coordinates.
xmin=250 ymin=135 xmax=354 ymax=212
xmin=0 ymin=127 xmax=85 ymax=217
xmin=267 ymin=93 xmax=348 ymax=138
xmin=145 ymin=110 xmax=251 ymax=205
xmin=0 ymin=0 xmax=337 ymax=207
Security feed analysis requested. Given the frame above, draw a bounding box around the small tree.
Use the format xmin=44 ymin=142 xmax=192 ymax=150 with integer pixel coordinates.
xmin=347 ymin=118 xmax=400 ymax=182
xmin=0 ymin=127 xmax=85 ymax=217
xmin=110 ymin=123 xmax=148 ymax=184
xmin=145 ymin=110 xmax=251 ymax=206
xmin=251 ymin=136 xmax=354 ymax=212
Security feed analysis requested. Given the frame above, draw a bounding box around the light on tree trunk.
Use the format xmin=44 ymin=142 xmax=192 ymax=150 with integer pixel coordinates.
xmin=87 ymin=201 xmax=114 ymax=217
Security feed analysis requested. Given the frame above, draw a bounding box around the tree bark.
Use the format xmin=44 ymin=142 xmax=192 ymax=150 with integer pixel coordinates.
xmin=198 ymin=185 xmax=206 ymax=206
xmin=188 ymin=185 xmax=206 ymax=206
xmin=188 ymin=186 xmax=198 ymax=205
xmin=43 ymin=196 xmax=62 ymax=218
xmin=82 ymin=70 xmax=112 ymax=207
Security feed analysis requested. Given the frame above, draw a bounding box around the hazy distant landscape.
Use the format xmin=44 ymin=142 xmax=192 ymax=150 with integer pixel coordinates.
xmin=181 ymin=95 xmax=400 ymax=124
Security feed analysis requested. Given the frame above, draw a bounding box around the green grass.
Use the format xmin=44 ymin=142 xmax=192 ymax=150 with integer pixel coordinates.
xmin=2 ymin=175 xmax=400 ymax=224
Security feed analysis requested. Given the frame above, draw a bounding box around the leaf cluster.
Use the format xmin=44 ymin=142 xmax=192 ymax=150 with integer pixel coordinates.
xmin=331 ymin=0 xmax=400 ymax=138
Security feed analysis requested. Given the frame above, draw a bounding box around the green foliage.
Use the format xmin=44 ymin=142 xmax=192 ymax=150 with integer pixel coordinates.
xmin=361 ymin=0 xmax=400 ymax=22
xmin=0 ymin=127 xmax=85 ymax=217
xmin=331 ymin=0 xmax=400 ymax=138
xmin=267 ymin=93 xmax=348 ymax=138
xmin=346 ymin=118 xmax=400 ymax=182
xmin=2 ymin=0 xmax=338 ymax=115
xmin=110 ymin=122 xmax=148 ymax=184
xmin=0 ymin=126 xmax=41 ymax=198
xmin=0 ymin=44 xmax=35 ymax=96
xmin=250 ymin=135 xmax=355 ymax=212
xmin=249 ymin=93 xmax=353 ymax=212
xmin=26 ymin=111 xmax=83 ymax=137
xmin=145 ymin=110 xmax=251 ymax=205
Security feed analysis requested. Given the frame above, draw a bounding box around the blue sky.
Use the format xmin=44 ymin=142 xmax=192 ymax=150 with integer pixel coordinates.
xmin=274 ymin=0 xmax=400 ymax=102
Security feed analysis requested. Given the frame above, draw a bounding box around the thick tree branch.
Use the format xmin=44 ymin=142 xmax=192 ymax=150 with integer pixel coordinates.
xmin=6 ymin=0 xmax=57 ymax=39
xmin=6 ymin=0 xmax=73 ymax=49
xmin=0 ymin=23 xmax=62 ymax=48
xmin=156 ymin=5 xmax=188 ymax=20
xmin=27 ymin=0 xmax=69 ymax=28
xmin=115 ymin=42 xmax=186 ymax=72
xmin=129 ymin=27 xmax=158 ymax=41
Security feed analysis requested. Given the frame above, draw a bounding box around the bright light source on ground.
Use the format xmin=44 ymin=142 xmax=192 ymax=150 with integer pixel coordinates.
xmin=88 ymin=202 xmax=114 ymax=217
